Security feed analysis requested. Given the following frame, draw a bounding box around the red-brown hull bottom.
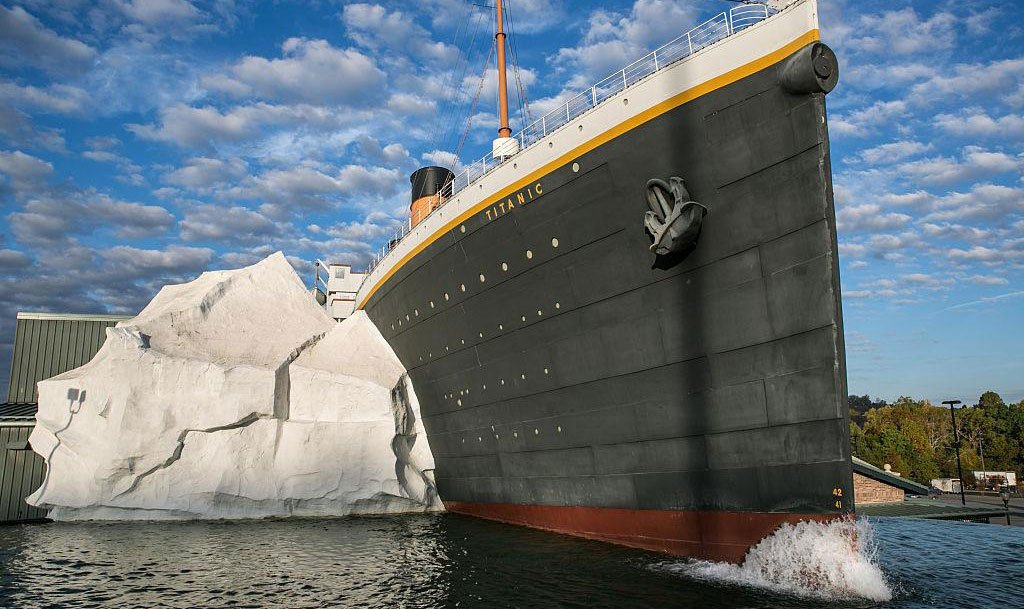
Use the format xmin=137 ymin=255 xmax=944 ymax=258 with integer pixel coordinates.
xmin=444 ymin=501 xmax=842 ymax=564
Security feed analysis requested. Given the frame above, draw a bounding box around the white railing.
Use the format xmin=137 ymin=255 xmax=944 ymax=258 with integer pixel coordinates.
xmin=365 ymin=3 xmax=773 ymax=274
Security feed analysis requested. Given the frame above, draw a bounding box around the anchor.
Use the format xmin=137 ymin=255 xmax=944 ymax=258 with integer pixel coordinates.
xmin=643 ymin=177 xmax=707 ymax=257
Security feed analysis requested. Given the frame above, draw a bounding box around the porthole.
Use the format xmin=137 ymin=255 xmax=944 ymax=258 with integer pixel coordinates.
xmin=483 ymin=384 xmax=487 ymax=390
xmin=414 ymin=309 xmax=419 ymax=316
xmin=501 ymin=262 xmax=508 ymax=271
xmin=495 ymin=434 xmax=499 ymax=440
xmin=457 ymin=399 xmax=462 ymax=406
xmin=520 ymin=373 xmax=526 ymax=380
xmin=460 ymin=283 xmax=466 ymax=292
xmin=461 ymin=339 xmax=465 ymax=345
xmin=521 ymin=315 xmax=527 ymax=322
xmin=430 ymin=301 xmax=435 ymax=308
xmin=544 ymin=368 xmax=549 ymax=375
xmin=534 ymin=428 xmax=539 ymax=435
xmin=537 ymin=310 xmax=542 ymax=316
xmin=444 ymin=293 xmax=450 ymax=301
xmin=526 ymin=249 xmax=533 ymax=259
xmin=478 ymin=436 xmax=482 ymax=442
xmin=479 ymin=332 xmax=484 ymax=338
xmin=500 ymin=379 xmax=505 ymax=386
xmin=513 ymin=431 xmax=518 ymax=438
xmin=479 ymin=274 xmax=485 ymax=283
xmin=557 ymin=426 xmax=562 ymax=433
xmin=405 ymin=314 xmax=410 ymax=321
xmin=548 ymin=142 xmax=554 ymax=148
xmin=571 ymin=162 xmax=580 ymax=172
xmin=460 ymin=224 xmax=466 ymax=233
xmin=555 ymin=302 xmax=561 ymax=309
xmin=499 ymin=324 xmax=504 ymax=330
xmin=623 ymin=98 xmax=629 ymax=106
xmin=577 ymin=125 xmax=583 ymax=132
xmin=551 ymin=238 xmax=559 ymax=248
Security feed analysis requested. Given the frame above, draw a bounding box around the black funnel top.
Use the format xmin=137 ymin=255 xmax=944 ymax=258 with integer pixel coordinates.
xmin=410 ymin=166 xmax=455 ymax=201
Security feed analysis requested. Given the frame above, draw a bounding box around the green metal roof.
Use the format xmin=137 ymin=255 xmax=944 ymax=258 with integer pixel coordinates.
xmin=852 ymin=456 xmax=931 ymax=496
xmin=5 ymin=312 xmax=132 ymax=405
xmin=857 ymin=497 xmax=1007 ymax=520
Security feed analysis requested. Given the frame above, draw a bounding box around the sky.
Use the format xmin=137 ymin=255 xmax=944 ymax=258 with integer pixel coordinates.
xmin=0 ymin=0 xmax=1021 ymax=404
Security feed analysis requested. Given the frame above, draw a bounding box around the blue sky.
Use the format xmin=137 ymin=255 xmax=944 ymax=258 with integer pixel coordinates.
xmin=0 ymin=0 xmax=1021 ymax=404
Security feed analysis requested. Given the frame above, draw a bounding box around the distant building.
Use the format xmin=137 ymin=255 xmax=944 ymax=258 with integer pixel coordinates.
xmin=313 ymin=261 xmax=365 ymax=321
xmin=852 ymin=457 xmax=929 ymax=505
xmin=972 ymin=471 xmax=1017 ymax=491
xmin=931 ymin=478 xmax=962 ymax=494
xmin=1 ymin=312 xmax=131 ymax=523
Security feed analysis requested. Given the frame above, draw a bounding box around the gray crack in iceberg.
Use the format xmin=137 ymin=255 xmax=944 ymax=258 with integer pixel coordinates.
xmin=28 ymin=252 xmax=441 ymax=520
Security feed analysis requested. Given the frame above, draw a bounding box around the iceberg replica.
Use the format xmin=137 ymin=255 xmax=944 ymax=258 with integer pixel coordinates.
xmin=28 ymin=252 xmax=440 ymax=520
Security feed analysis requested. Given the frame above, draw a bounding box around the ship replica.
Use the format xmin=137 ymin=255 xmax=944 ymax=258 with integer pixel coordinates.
xmin=351 ymin=0 xmax=850 ymax=563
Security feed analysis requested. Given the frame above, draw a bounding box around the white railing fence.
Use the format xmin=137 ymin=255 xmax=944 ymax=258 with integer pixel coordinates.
xmin=366 ymin=3 xmax=773 ymax=274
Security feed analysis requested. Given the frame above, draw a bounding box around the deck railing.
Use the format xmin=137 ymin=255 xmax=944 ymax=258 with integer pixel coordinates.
xmin=366 ymin=3 xmax=773 ymax=274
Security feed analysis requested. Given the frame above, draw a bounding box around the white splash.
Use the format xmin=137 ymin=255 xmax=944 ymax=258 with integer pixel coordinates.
xmin=656 ymin=518 xmax=893 ymax=602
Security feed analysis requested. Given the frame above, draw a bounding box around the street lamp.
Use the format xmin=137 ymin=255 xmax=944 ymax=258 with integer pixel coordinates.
xmin=943 ymin=399 xmax=966 ymax=506
xmin=1001 ymin=489 xmax=1011 ymax=526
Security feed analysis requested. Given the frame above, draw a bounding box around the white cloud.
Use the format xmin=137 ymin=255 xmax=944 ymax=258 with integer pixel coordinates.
xmin=387 ymin=93 xmax=436 ymax=117
xmin=552 ymin=0 xmax=698 ymax=86
xmin=964 ymin=274 xmax=1009 ymax=286
xmin=831 ymin=100 xmax=907 ymax=138
xmin=203 ymin=38 xmax=385 ymax=105
xmin=911 ymin=57 xmax=1024 ymax=104
xmin=100 ymin=244 xmax=214 ymax=273
xmin=846 ymin=8 xmax=956 ymax=55
xmin=858 ymin=140 xmax=931 ymax=165
xmin=179 ymin=204 xmax=277 ymax=241
xmin=948 ymin=246 xmax=1024 ymax=265
xmin=164 ymin=156 xmax=248 ymax=189
xmin=0 ymin=150 xmax=53 ymax=189
xmin=9 ymin=194 xmax=174 ymax=242
xmin=837 ymin=203 xmax=912 ymax=233
xmin=921 ymin=222 xmax=996 ymax=243
xmin=342 ymin=3 xmax=457 ymax=64
xmin=0 ymin=248 xmax=30 ymax=271
xmin=0 ymin=5 xmax=96 ymax=75
xmin=924 ymin=184 xmax=1024 ymax=223
xmin=0 ymin=81 xmax=90 ymax=115
xmin=118 ymin=0 xmax=200 ymax=26
xmin=897 ymin=147 xmax=1022 ymax=186
xmin=934 ymin=110 xmax=1024 ymax=138
xmin=128 ymin=102 xmax=354 ymax=148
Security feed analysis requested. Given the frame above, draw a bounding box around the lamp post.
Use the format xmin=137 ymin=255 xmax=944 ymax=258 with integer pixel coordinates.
xmin=1001 ymin=489 xmax=1011 ymax=526
xmin=943 ymin=399 xmax=966 ymax=506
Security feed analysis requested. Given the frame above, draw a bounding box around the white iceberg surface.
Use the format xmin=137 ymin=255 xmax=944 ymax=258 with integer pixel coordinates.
xmin=28 ymin=252 xmax=440 ymax=520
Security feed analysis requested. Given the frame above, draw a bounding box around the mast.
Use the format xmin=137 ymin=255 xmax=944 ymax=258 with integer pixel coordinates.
xmin=495 ymin=0 xmax=511 ymax=138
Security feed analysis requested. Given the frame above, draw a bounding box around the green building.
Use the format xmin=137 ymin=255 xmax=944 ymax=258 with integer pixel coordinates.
xmin=1 ymin=312 xmax=131 ymax=523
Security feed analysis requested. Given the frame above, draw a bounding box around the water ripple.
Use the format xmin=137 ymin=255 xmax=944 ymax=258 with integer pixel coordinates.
xmin=0 ymin=514 xmax=1020 ymax=608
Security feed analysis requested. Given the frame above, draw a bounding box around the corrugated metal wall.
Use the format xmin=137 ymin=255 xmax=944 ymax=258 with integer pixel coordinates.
xmin=1 ymin=424 xmax=47 ymax=522
xmin=6 ymin=314 xmax=129 ymax=405
xmin=2 ymin=312 xmax=132 ymax=523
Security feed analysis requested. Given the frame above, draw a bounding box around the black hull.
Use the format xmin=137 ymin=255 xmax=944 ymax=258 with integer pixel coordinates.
xmin=363 ymin=42 xmax=851 ymax=558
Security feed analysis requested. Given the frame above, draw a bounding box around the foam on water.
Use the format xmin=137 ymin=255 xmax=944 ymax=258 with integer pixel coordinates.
xmin=653 ymin=518 xmax=893 ymax=602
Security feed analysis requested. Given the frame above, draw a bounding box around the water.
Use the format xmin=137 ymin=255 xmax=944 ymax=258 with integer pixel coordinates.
xmin=0 ymin=514 xmax=1020 ymax=608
